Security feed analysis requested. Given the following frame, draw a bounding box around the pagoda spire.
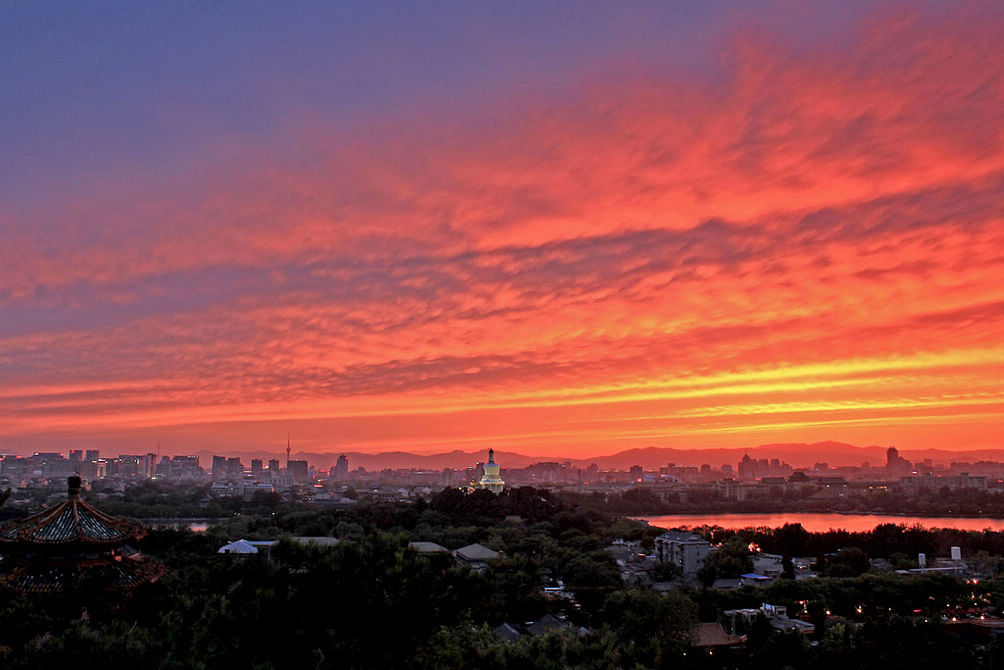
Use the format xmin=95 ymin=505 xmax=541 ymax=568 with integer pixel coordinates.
xmin=479 ymin=449 xmax=505 ymax=494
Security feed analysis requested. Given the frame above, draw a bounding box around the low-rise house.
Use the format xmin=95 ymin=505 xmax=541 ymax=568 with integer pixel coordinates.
xmin=722 ymin=604 xmax=815 ymax=638
xmin=740 ymin=573 xmax=772 ymax=586
xmin=624 ymin=554 xmax=657 ymax=584
xmin=606 ymin=540 xmax=637 ymax=564
xmin=453 ymin=543 xmax=501 ymax=570
xmin=409 ymin=541 xmax=449 ymax=554
xmin=493 ymin=623 xmax=523 ymax=642
xmin=526 ymin=614 xmax=573 ymax=636
xmin=787 ymin=471 xmax=813 ymax=493
xmin=711 ymin=577 xmax=742 ymax=590
xmin=816 ymin=476 xmax=848 ymax=497
xmin=760 ymin=476 xmax=788 ymax=489
xmin=752 ymin=553 xmax=784 ymax=578
xmin=691 ymin=622 xmax=745 ymax=649
xmin=209 ymin=482 xmax=237 ymax=497
xmin=493 ymin=615 xmax=586 ymax=642
xmin=900 ymin=472 xmax=988 ymax=494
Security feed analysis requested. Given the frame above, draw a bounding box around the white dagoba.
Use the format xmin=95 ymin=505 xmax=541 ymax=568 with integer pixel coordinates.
xmin=478 ymin=449 xmax=505 ymax=494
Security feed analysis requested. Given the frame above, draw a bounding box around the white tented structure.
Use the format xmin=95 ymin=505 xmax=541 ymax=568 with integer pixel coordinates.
xmin=217 ymin=538 xmax=275 ymax=555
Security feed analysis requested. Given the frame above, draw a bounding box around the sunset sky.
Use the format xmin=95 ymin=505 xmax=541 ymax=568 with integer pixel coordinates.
xmin=1 ymin=2 xmax=1002 ymax=458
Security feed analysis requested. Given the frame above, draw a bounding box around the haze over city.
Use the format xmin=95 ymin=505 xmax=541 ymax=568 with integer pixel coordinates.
xmin=2 ymin=2 xmax=1003 ymax=459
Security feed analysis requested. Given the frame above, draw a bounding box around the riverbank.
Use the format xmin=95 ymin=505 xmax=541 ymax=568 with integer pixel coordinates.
xmin=633 ymin=512 xmax=1004 ymax=533
xmin=141 ymin=518 xmax=222 ymax=531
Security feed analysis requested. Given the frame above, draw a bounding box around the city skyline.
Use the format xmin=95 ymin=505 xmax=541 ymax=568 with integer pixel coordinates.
xmin=8 ymin=440 xmax=1004 ymax=475
xmin=2 ymin=2 xmax=1003 ymax=457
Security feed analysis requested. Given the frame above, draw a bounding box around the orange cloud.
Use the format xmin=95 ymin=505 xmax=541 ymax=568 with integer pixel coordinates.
xmin=1 ymin=4 xmax=1002 ymax=456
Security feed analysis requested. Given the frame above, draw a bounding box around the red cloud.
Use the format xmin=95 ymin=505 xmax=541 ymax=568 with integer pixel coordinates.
xmin=2 ymin=4 xmax=1003 ymax=453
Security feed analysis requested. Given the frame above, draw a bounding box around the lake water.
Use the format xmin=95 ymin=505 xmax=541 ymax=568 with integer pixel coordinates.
xmin=635 ymin=513 xmax=1004 ymax=533
xmin=145 ymin=520 xmax=211 ymax=532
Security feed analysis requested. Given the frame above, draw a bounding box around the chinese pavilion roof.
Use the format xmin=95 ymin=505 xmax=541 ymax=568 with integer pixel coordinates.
xmin=0 ymin=476 xmax=142 ymax=549
xmin=0 ymin=476 xmax=162 ymax=594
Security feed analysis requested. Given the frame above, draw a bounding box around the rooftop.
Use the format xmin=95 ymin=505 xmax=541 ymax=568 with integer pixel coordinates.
xmin=657 ymin=531 xmax=707 ymax=544
xmin=453 ymin=543 xmax=501 ymax=562
xmin=691 ymin=622 xmax=745 ymax=648
xmin=0 ymin=476 xmax=141 ymax=549
xmin=409 ymin=541 xmax=449 ymax=554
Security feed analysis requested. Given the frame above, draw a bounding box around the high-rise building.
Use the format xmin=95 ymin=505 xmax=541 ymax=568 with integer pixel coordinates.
xmin=212 ymin=455 xmax=227 ymax=480
xmin=333 ymin=454 xmax=349 ymax=481
xmin=288 ymin=459 xmax=309 ymax=483
xmin=69 ymin=450 xmax=83 ymax=462
xmin=143 ymin=453 xmax=157 ymax=478
xmin=268 ymin=458 xmax=280 ymax=472
xmin=251 ymin=459 xmax=263 ymax=476
xmin=886 ymin=446 xmax=912 ymax=474
xmin=167 ymin=456 xmax=201 ymax=479
xmin=226 ymin=457 xmax=243 ymax=478
xmin=114 ymin=455 xmax=143 ymax=478
xmin=85 ymin=449 xmax=100 ymax=462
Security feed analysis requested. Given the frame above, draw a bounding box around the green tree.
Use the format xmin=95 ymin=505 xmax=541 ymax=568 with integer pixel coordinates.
xmin=597 ymin=588 xmax=697 ymax=667
xmin=698 ymin=536 xmax=754 ymax=586
xmin=823 ymin=547 xmax=870 ymax=578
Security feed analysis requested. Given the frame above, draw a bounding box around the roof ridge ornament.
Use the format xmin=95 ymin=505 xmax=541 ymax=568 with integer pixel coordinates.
xmin=67 ymin=475 xmax=82 ymax=500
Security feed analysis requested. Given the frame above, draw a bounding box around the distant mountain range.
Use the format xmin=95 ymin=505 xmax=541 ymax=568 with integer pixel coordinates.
xmin=188 ymin=441 xmax=1004 ymax=471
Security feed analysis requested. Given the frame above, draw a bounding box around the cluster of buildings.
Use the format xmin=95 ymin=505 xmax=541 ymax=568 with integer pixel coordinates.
xmin=646 ymin=530 xmax=974 ymax=588
xmin=205 ymin=449 xmax=508 ymax=502
xmin=0 ymin=451 xmax=205 ymax=502
xmin=5 ymin=445 xmax=1004 ymax=509
xmin=297 ymin=446 xmax=1004 ymax=499
xmin=562 ymin=447 xmax=1000 ymax=502
xmin=0 ymin=450 xmax=203 ymax=482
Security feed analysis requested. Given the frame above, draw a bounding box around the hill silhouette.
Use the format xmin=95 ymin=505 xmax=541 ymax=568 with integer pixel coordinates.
xmin=189 ymin=441 xmax=1004 ymax=472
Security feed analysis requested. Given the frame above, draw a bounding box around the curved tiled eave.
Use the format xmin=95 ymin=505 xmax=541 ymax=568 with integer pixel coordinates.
xmin=0 ymin=557 xmax=165 ymax=593
xmin=0 ymin=499 xmax=139 ymax=547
